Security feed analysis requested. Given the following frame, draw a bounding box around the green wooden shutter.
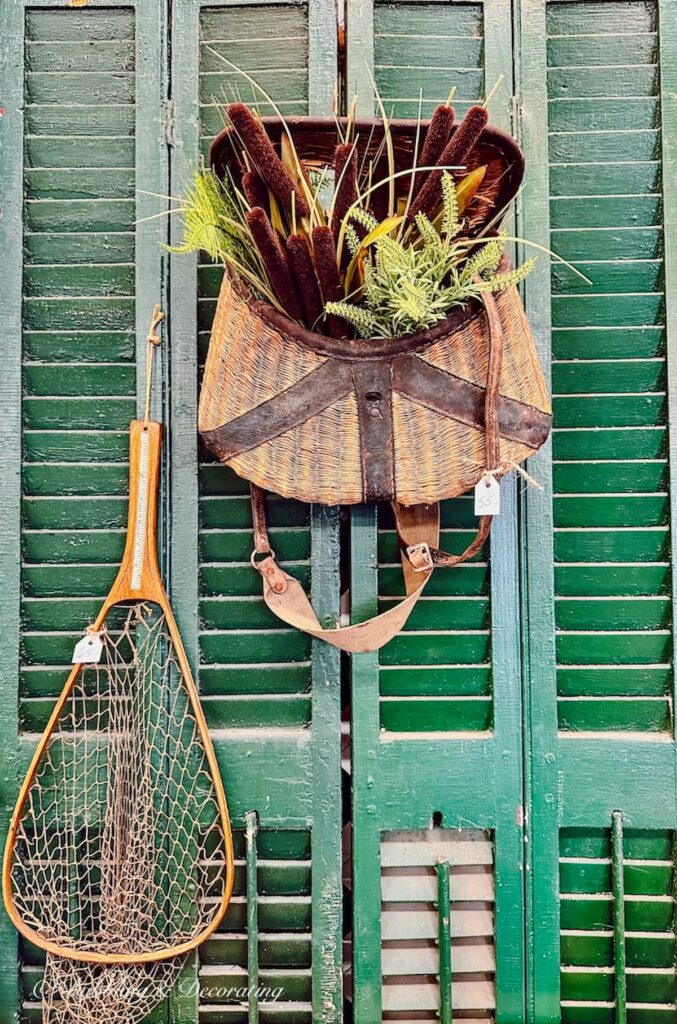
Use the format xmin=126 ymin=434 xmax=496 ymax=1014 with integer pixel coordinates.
xmin=345 ymin=3 xmax=526 ymax=1022
xmin=519 ymin=0 xmax=677 ymax=1018
xmin=4 ymin=3 xmax=677 ymax=1020
xmin=169 ymin=4 xmax=342 ymax=1021
xmin=0 ymin=4 xmax=167 ymax=1019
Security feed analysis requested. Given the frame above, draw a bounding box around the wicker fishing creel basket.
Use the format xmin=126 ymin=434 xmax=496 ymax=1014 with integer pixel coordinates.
xmin=199 ymin=273 xmax=551 ymax=507
xmin=199 ymin=115 xmax=551 ymax=508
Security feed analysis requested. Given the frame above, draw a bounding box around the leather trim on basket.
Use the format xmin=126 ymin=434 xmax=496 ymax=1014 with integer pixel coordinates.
xmin=201 ymin=358 xmax=354 ymax=460
xmin=351 ymin=361 xmax=395 ymax=501
xmin=244 ymin=288 xmax=486 ymax=360
xmin=392 ymin=354 xmax=552 ymax=448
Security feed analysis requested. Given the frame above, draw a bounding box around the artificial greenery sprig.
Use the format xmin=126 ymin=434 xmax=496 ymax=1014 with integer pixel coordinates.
xmin=169 ymin=165 xmax=291 ymax=314
xmin=326 ymin=172 xmax=535 ymax=338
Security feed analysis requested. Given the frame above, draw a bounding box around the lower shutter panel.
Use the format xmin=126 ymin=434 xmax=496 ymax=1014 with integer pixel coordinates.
xmin=199 ymin=829 xmax=312 ymax=1023
xmin=560 ymin=828 xmax=677 ymax=1023
xmin=381 ymin=830 xmax=496 ymax=1022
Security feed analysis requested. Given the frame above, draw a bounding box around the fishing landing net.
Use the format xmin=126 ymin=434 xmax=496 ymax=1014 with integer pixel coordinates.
xmin=8 ymin=602 xmax=228 ymax=1023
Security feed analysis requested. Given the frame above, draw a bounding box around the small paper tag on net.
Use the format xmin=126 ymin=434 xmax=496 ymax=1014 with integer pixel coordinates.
xmin=474 ymin=476 xmax=501 ymax=516
xmin=72 ymin=632 xmax=103 ymax=665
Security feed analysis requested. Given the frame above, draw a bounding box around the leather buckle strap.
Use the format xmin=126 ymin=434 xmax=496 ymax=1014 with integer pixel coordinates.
xmin=250 ymin=483 xmax=272 ymax=554
xmin=401 ymin=514 xmax=493 ymax=572
xmin=406 ymin=542 xmax=435 ymax=573
xmin=247 ymin=484 xmax=437 ymax=653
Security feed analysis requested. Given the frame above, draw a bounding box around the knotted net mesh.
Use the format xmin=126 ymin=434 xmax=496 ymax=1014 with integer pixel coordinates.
xmin=41 ymin=954 xmax=187 ymax=1024
xmin=8 ymin=602 xmax=228 ymax=1022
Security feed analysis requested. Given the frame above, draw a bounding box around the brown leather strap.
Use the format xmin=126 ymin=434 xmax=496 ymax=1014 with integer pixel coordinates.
xmin=250 ymin=484 xmax=436 ymax=652
xmin=247 ymin=290 xmax=504 ymax=652
xmin=251 ymin=483 xmax=271 ymax=553
xmin=202 ymin=359 xmax=354 ymax=462
xmin=401 ymin=288 xmax=503 ymax=572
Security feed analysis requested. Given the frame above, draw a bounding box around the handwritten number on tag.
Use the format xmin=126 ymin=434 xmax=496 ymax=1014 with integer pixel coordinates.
xmin=474 ymin=476 xmax=500 ymax=516
xmin=72 ymin=632 xmax=104 ymax=665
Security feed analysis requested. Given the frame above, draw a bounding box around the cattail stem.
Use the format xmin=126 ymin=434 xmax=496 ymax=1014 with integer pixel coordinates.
xmin=408 ymin=105 xmax=488 ymax=222
xmin=482 ymin=75 xmax=504 ymax=108
xmin=228 ymin=102 xmax=310 ymax=221
xmin=285 ymin=233 xmax=325 ymax=332
xmin=331 ymin=142 xmax=359 ymax=240
xmin=312 ymin=226 xmax=349 ymax=339
xmin=410 ymin=104 xmax=455 ymax=202
xmin=246 ymin=207 xmax=303 ymax=322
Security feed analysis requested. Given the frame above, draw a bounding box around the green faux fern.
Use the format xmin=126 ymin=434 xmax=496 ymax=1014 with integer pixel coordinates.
xmin=169 ymin=165 xmax=247 ymax=263
xmin=327 ymin=171 xmax=535 ymax=339
xmin=169 ymin=164 xmax=287 ymax=311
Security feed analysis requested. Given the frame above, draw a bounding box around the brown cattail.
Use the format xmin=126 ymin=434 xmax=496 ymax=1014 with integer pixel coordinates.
xmin=331 ymin=142 xmax=358 ymax=240
xmin=408 ymin=105 xmax=488 ymax=222
xmin=285 ymin=233 xmax=325 ymax=332
xmin=242 ymin=169 xmax=269 ymax=213
xmin=411 ymin=104 xmax=455 ymax=199
xmin=311 ymin=226 xmax=348 ymax=339
xmin=246 ymin=207 xmax=303 ymax=322
xmin=228 ymin=103 xmax=310 ymax=221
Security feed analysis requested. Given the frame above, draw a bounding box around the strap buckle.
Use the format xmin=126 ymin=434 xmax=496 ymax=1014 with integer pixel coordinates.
xmin=406 ymin=542 xmax=434 ymax=573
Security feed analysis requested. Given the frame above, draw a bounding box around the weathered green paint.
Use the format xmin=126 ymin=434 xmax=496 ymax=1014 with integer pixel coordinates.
xmin=611 ymin=812 xmax=627 ymax=1023
xmin=349 ymin=504 xmax=382 ymax=1024
xmin=1 ymin=3 xmax=152 ymax=1018
xmin=246 ymin=811 xmax=261 ymax=1024
xmin=0 ymin=1 xmax=24 ymax=1018
xmin=437 ymin=861 xmax=453 ymax=1024
xmin=519 ymin=0 xmax=677 ymax=1020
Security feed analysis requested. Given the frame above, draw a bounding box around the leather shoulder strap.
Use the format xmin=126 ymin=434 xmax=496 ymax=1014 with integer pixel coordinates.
xmin=250 ymin=486 xmax=489 ymax=653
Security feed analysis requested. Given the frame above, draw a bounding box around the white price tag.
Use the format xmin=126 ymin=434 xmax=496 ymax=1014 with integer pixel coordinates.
xmin=72 ymin=632 xmax=103 ymax=665
xmin=474 ymin=475 xmax=501 ymax=516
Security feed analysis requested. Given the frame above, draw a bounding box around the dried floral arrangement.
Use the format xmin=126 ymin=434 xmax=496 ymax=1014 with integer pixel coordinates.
xmin=172 ymin=87 xmax=539 ymax=340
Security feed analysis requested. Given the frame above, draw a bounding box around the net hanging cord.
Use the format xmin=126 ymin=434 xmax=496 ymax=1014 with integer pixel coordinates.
xmin=144 ymin=304 xmax=165 ymax=427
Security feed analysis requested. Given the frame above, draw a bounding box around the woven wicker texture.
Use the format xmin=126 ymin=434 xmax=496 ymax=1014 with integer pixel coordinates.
xmin=200 ymin=275 xmax=324 ymax=433
xmin=419 ymin=285 xmax=550 ymax=415
xmin=391 ymin=393 xmax=538 ymax=505
xmin=199 ymin=273 xmax=551 ymax=506
xmin=229 ymin=393 xmax=363 ymax=504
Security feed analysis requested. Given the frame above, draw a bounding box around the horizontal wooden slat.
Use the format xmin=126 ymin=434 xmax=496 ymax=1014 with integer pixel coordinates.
xmin=382 ymin=907 xmax=494 ymax=941
xmin=381 ymin=834 xmax=493 ymax=868
xmin=381 ymin=868 xmax=494 ymax=902
xmin=382 ymin=940 xmax=495 ymax=975
xmin=381 ymin=978 xmax=495 ymax=1012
